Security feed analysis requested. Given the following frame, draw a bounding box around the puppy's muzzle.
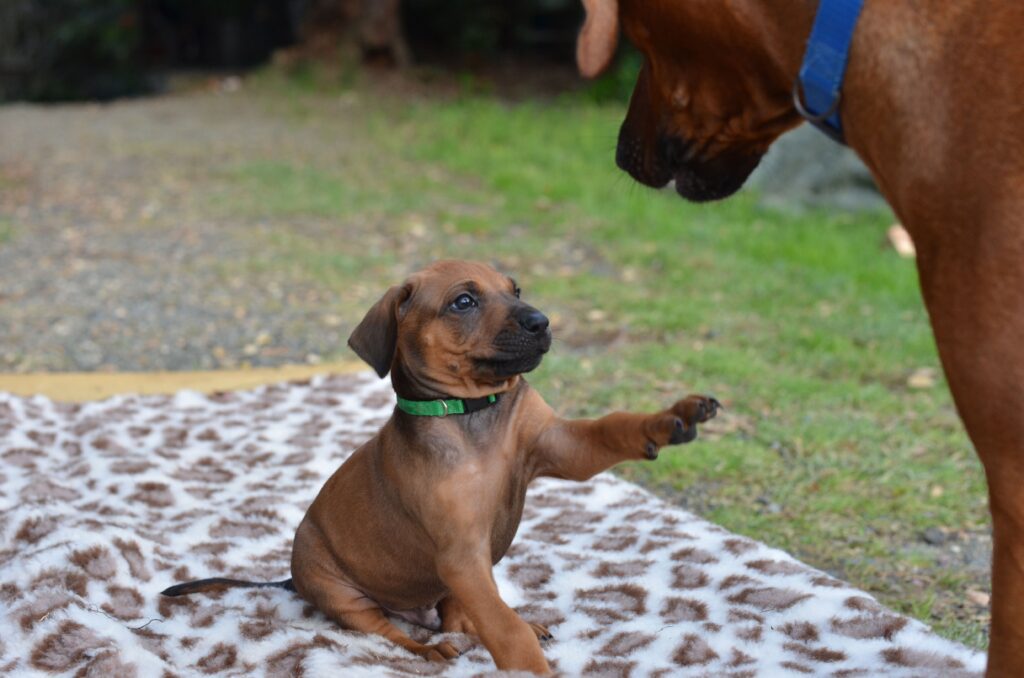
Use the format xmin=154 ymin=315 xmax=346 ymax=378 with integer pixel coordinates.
xmin=476 ymin=306 xmax=551 ymax=377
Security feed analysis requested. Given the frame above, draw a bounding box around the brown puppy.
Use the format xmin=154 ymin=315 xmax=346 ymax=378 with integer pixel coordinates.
xmin=163 ymin=259 xmax=719 ymax=673
xmin=576 ymin=1 xmax=1024 ymax=674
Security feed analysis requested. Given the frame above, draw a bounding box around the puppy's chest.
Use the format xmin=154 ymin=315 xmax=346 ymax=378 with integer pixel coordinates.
xmin=487 ymin=460 xmax=531 ymax=562
xmin=433 ymin=438 xmax=531 ymax=563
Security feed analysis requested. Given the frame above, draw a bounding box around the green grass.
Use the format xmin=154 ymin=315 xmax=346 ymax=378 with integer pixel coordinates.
xmin=212 ymin=74 xmax=989 ymax=647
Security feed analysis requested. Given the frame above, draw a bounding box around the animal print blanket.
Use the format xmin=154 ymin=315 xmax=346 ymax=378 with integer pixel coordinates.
xmin=0 ymin=373 xmax=984 ymax=676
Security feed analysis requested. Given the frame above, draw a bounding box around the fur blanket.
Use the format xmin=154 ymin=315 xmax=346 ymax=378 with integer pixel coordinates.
xmin=0 ymin=373 xmax=984 ymax=676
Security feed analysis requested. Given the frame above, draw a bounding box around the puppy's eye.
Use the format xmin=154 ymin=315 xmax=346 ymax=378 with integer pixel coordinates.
xmin=514 ymin=286 xmax=521 ymax=299
xmin=450 ymin=293 xmax=477 ymax=312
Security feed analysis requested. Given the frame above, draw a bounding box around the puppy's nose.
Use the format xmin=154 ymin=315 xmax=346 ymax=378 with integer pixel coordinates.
xmin=519 ymin=309 xmax=550 ymax=334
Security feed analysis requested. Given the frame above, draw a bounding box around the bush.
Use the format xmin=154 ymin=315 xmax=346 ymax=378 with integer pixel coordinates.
xmin=403 ymin=0 xmax=581 ymax=60
xmin=2 ymin=0 xmax=146 ymax=102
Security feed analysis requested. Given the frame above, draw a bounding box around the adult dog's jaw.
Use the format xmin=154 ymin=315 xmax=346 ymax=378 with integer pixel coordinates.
xmin=615 ymin=126 xmax=764 ymax=202
xmin=670 ymin=152 xmax=763 ymax=202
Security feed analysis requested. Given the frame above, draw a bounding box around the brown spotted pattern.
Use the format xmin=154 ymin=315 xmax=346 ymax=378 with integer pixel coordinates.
xmin=0 ymin=374 xmax=984 ymax=675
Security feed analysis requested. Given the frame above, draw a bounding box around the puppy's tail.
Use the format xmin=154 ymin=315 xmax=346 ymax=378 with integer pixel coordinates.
xmin=161 ymin=577 xmax=295 ymax=597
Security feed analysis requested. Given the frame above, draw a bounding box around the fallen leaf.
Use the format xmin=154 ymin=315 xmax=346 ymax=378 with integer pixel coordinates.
xmin=966 ymin=589 xmax=991 ymax=607
xmin=888 ymin=224 xmax=916 ymax=258
xmin=907 ymin=367 xmax=937 ymax=389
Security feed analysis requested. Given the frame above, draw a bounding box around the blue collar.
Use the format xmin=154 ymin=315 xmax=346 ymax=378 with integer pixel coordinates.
xmin=793 ymin=0 xmax=866 ymax=144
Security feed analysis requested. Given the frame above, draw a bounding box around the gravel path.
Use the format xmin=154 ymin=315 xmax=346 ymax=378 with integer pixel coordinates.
xmin=0 ymin=89 xmax=370 ymax=372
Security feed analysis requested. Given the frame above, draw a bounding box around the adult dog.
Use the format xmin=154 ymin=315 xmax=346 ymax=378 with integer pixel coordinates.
xmin=163 ymin=260 xmax=719 ymax=673
xmin=576 ymin=1 xmax=1024 ymax=674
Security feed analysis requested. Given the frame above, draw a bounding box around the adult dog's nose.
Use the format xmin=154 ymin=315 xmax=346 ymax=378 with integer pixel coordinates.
xmin=519 ymin=309 xmax=550 ymax=334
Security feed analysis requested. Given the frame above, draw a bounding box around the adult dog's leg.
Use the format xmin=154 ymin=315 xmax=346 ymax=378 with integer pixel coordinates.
xmin=918 ymin=239 xmax=1024 ymax=676
xmin=532 ymin=394 xmax=719 ymax=481
xmin=437 ymin=555 xmax=550 ymax=673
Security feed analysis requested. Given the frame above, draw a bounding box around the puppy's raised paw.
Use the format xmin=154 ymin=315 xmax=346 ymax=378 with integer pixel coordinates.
xmin=671 ymin=394 xmax=720 ymax=430
xmin=645 ymin=394 xmax=721 ymax=454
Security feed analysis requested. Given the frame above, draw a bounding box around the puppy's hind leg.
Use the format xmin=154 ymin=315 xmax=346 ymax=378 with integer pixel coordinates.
xmin=304 ymin=577 xmax=460 ymax=662
xmin=441 ymin=595 xmax=552 ymax=643
xmin=440 ymin=594 xmax=478 ymax=636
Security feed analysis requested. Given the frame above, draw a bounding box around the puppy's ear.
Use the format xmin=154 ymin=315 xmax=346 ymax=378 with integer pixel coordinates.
xmin=577 ymin=0 xmax=619 ymax=78
xmin=348 ymin=284 xmax=411 ymax=378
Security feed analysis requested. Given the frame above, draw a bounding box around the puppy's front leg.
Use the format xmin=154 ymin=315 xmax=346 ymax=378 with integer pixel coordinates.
xmin=532 ymin=394 xmax=719 ymax=481
xmin=437 ymin=552 xmax=550 ymax=674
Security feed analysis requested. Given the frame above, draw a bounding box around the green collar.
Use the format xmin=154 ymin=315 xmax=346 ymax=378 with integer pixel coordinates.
xmin=396 ymin=393 xmax=500 ymax=417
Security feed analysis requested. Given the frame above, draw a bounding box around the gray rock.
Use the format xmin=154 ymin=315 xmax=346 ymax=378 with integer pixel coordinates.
xmin=921 ymin=526 xmax=947 ymax=546
xmin=69 ymin=338 xmax=104 ymax=370
xmin=748 ymin=124 xmax=888 ymax=213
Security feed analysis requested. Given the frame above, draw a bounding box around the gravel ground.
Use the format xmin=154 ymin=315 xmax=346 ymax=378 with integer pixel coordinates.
xmin=0 ymin=88 xmax=363 ymax=372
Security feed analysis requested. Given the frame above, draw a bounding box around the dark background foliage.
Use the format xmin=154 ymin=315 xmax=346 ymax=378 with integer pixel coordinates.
xmin=0 ymin=0 xmax=598 ymax=102
xmin=2 ymin=0 xmax=146 ymax=101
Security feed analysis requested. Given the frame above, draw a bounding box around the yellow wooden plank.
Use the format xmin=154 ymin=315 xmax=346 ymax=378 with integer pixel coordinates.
xmin=0 ymin=362 xmax=369 ymax=402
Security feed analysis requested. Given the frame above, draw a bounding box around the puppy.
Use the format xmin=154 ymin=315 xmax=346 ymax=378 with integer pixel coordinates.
xmin=163 ymin=259 xmax=719 ymax=673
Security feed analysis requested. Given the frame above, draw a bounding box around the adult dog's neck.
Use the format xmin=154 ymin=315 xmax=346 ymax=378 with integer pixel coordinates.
xmin=737 ymin=0 xmax=942 ymax=236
